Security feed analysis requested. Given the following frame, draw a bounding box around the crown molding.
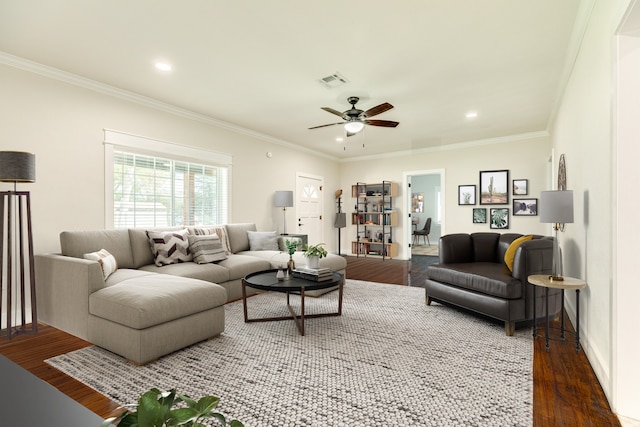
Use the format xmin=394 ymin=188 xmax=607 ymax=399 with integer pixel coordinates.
xmin=0 ymin=51 xmax=339 ymax=162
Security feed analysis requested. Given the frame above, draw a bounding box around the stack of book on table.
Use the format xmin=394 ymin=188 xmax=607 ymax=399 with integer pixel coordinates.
xmin=292 ymin=267 xmax=333 ymax=282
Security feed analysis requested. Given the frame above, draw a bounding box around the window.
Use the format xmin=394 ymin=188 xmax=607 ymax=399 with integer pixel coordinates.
xmin=105 ymin=130 xmax=231 ymax=229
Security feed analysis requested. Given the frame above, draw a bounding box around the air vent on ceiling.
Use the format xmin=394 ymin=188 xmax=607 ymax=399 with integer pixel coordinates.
xmin=319 ymin=72 xmax=349 ymax=89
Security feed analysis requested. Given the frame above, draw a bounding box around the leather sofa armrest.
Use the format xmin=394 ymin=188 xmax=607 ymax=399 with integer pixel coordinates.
xmin=511 ymin=238 xmax=553 ymax=281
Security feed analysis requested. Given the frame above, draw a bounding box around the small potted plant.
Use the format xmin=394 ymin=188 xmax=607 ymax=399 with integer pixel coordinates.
xmin=101 ymin=387 xmax=244 ymax=427
xmin=284 ymin=239 xmax=299 ymax=274
xmin=303 ymin=243 xmax=328 ymax=269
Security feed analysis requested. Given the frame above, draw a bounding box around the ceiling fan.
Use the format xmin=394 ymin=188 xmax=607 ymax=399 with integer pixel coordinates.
xmin=308 ymin=96 xmax=399 ymax=137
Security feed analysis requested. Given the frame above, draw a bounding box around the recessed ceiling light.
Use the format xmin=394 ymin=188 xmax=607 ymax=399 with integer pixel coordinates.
xmin=336 ymin=137 xmax=344 ymax=142
xmin=155 ymin=62 xmax=172 ymax=72
xmin=466 ymin=111 xmax=478 ymax=119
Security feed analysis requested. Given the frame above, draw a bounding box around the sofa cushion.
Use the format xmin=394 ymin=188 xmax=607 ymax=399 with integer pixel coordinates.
xmin=147 ymin=229 xmax=193 ymax=266
xmin=139 ymin=261 xmax=230 ymax=284
xmin=61 ymin=229 xmax=134 ymax=268
xmin=188 ymin=234 xmax=227 ymax=264
xmin=89 ymin=274 xmax=227 ymax=329
xmin=83 ymin=249 xmax=118 ymax=280
xmin=189 ymin=226 xmax=231 ymax=255
xmin=216 ymin=254 xmax=272 ymax=280
xmin=247 ymin=230 xmax=279 ymax=251
xmin=224 ymin=223 xmax=257 ymax=253
xmin=426 ymin=263 xmax=523 ymax=299
xmin=471 ymin=233 xmax=500 ymax=262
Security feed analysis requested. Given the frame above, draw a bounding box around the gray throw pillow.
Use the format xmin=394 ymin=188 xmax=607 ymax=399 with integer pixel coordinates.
xmin=247 ymin=230 xmax=279 ymax=251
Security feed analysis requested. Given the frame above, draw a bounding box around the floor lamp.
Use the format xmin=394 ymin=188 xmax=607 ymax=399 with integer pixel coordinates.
xmin=274 ymin=191 xmax=294 ymax=235
xmin=540 ymin=190 xmax=574 ymax=281
xmin=0 ymin=151 xmax=37 ymax=339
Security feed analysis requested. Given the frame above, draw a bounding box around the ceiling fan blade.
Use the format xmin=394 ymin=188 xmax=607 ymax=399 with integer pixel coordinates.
xmin=308 ymin=122 xmax=344 ymax=130
xmin=365 ymin=119 xmax=399 ymax=128
xmin=346 ymin=131 xmax=357 ymax=137
xmin=321 ymin=107 xmax=346 ymax=118
xmin=363 ymin=102 xmax=393 ymax=118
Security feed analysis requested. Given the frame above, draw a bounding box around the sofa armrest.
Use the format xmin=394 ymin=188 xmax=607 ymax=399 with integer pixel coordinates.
xmin=35 ymin=253 xmax=105 ymax=340
xmin=511 ymin=238 xmax=553 ymax=281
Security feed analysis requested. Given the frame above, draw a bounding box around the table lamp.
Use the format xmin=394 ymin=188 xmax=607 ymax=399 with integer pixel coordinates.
xmin=540 ymin=190 xmax=574 ymax=281
xmin=274 ymin=191 xmax=294 ymax=235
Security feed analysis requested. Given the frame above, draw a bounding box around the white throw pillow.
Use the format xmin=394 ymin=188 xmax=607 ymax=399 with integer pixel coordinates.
xmin=188 ymin=234 xmax=227 ymax=264
xmin=146 ymin=229 xmax=193 ymax=266
xmin=83 ymin=249 xmax=118 ymax=280
xmin=247 ymin=230 xmax=279 ymax=251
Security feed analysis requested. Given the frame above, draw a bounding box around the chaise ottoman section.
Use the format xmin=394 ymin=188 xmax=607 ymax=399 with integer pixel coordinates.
xmin=88 ymin=274 xmax=227 ymax=364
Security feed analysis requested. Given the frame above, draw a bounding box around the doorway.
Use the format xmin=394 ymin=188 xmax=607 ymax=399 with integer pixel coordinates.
xmin=295 ymin=173 xmax=324 ymax=245
xmin=403 ymin=169 xmax=445 ymax=260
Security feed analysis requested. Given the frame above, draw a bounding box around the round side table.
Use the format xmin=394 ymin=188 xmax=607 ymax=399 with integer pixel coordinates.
xmin=528 ymin=274 xmax=587 ymax=352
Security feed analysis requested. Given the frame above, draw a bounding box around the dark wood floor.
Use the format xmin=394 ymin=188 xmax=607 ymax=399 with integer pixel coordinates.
xmin=0 ymin=255 xmax=621 ymax=426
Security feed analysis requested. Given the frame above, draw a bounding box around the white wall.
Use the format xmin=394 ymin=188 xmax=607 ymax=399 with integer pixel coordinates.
xmin=339 ymin=134 xmax=552 ymax=258
xmin=0 ymin=64 xmax=340 ymax=254
xmin=550 ymin=0 xmax=640 ymax=421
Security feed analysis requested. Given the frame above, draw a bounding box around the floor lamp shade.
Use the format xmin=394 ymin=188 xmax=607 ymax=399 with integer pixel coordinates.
xmin=540 ymin=190 xmax=574 ymax=281
xmin=0 ymin=151 xmax=36 ymax=183
xmin=274 ymin=191 xmax=294 ymax=234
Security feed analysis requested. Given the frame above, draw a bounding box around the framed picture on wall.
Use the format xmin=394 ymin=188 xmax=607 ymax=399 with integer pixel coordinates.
xmin=480 ymin=170 xmax=509 ymax=204
xmin=513 ymin=198 xmax=538 ymax=216
xmin=513 ymin=179 xmax=529 ymax=195
xmin=458 ymin=185 xmax=476 ymax=205
xmin=490 ymin=208 xmax=510 ymax=229
xmin=473 ymin=208 xmax=487 ymax=223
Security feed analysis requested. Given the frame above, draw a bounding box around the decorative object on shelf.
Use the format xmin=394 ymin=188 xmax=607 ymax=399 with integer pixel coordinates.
xmin=490 ymin=208 xmax=510 ymax=229
xmin=473 ymin=208 xmax=487 ymax=224
xmin=0 ymin=151 xmax=37 ymax=340
xmin=101 ymin=387 xmax=244 ymax=427
xmin=540 ymin=190 xmax=574 ymax=281
xmin=303 ymin=243 xmax=327 ymax=269
xmin=458 ymin=185 xmax=476 ymax=205
xmin=513 ymin=179 xmax=529 ymax=195
xmin=513 ymin=198 xmax=538 ymax=216
xmin=274 ymin=190 xmax=294 ymax=235
xmin=480 ymin=170 xmax=509 ymax=205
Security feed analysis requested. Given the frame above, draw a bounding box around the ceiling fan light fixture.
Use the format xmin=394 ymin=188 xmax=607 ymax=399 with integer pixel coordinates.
xmin=344 ymin=121 xmax=364 ymax=133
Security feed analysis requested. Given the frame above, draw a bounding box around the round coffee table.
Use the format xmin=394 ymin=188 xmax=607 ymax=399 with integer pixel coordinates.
xmin=242 ymin=269 xmax=344 ymax=336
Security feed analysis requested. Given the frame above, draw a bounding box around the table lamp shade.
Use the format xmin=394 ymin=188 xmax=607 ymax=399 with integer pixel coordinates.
xmin=540 ymin=190 xmax=574 ymax=224
xmin=0 ymin=151 xmax=36 ymax=183
xmin=274 ymin=191 xmax=294 ymax=208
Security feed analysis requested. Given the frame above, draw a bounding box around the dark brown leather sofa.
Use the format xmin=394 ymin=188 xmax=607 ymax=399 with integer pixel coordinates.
xmin=425 ymin=232 xmax=562 ymax=335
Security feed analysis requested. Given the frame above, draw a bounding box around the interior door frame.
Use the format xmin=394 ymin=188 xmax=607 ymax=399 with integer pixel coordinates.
xmin=295 ymin=172 xmax=324 ymax=245
xmin=402 ymin=168 xmax=445 ymax=260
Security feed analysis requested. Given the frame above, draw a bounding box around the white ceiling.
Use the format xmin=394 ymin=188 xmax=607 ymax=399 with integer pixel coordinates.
xmin=0 ymin=1 xmax=583 ymax=159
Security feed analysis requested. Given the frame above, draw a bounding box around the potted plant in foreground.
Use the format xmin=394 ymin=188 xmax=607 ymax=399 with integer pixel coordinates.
xmin=101 ymin=387 xmax=244 ymax=427
xmin=284 ymin=239 xmax=299 ymax=274
xmin=303 ymin=243 xmax=328 ymax=269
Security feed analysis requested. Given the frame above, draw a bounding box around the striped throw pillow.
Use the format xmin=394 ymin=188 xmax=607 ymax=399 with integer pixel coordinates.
xmin=188 ymin=234 xmax=227 ymax=264
xmin=146 ymin=229 xmax=192 ymax=267
xmin=83 ymin=248 xmax=118 ymax=279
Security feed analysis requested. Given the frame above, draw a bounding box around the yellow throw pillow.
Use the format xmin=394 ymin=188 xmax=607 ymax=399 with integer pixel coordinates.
xmin=504 ymin=235 xmax=534 ymax=272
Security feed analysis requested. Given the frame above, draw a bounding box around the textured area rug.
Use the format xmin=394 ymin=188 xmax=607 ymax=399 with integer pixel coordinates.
xmin=47 ymin=280 xmax=533 ymax=426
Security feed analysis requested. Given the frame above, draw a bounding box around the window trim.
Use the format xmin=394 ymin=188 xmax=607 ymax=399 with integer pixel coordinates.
xmin=104 ymin=129 xmax=232 ymax=228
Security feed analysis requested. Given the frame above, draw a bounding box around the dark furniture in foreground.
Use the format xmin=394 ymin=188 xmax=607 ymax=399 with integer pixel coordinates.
xmin=425 ymin=232 xmax=562 ymax=335
xmin=242 ymin=269 xmax=344 ymax=336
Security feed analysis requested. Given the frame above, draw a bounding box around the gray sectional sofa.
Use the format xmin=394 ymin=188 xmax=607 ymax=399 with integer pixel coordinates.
xmin=425 ymin=232 xmax=562 ymax=335
xmin=35 ymin=223 xmax=346 ymax=364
